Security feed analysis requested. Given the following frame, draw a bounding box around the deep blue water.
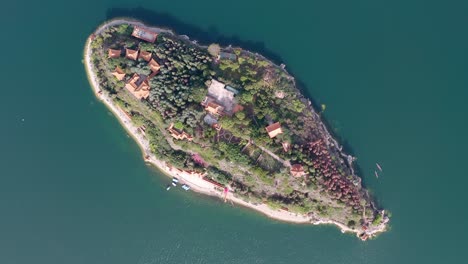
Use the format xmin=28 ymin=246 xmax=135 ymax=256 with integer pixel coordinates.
xmin=0 ymin=0 xmax=467 ymax=263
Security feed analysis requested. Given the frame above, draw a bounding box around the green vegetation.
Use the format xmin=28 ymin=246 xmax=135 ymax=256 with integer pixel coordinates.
xmin=89 ymin=23 xmax=384 ymax=229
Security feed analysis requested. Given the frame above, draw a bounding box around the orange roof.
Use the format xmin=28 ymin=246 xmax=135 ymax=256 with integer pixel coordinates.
xmin=125 ymin=73 xmax=150 ymax=99
xmin=291 ymin=164 xmax=305 ymax=177
xmin=139 ymin=80 xmax=150 ymax=91
xmin=132 ymin=26 xmax=158 ymax=43
xmin=125 ymin=48 xmax=139 ymax=60
xmin=265 ymin=122 xmax=283 ymax=138
xmin=168 ymin=123 xmax=193 ymax=141
xmin=148 ymin=58 xmax=161 ymax=72
xmin=111 ymin=66 xmax=126 ymax=81
xmin=139 ymin=50 xmax=152 ymax=62
xmin=108 ymin=49 xmax=121 ymax=58
xmin=205 ymin=102 xmax=224 ymax=116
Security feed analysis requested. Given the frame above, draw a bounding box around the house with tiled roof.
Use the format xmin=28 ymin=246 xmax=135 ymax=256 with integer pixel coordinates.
xmin=265 ymin=122 xmax=283 ymax=138
xmin=201 ymin=97 xmax=225 ymax=116
xmin=125 ymin=73 xmax=150 ymax=99
xmin=139 ymin=50 xmax=152 ymax=62
xmin=111 ymin=66 xmax=126 ymax=81
xmin=132 ymin=26 xmax=158 ymax=43
xmin=290 ymin=164 xmax=305 ymax=177
xmin=148 ymin=58 xmax=161 ymax=72
xmin=108 ymin=48 xmax=121 ymax=58
xmin=168 ymin=123 xmax=193 ymax=141
xmin=125 ymin=48 xmax=139 ymax=61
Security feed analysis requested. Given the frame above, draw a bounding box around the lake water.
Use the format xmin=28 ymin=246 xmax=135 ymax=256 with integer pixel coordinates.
xmin=1 ymin=0 xmax=467 ymax=263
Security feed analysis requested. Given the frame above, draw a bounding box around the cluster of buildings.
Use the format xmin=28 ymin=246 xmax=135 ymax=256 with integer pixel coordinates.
xmin=107 ymin=26 xmax=307 ymax=180
xmin=264 ymin=119 xmax=308 ymax=178
xmin=107 ymin=26 xmax=160 ymax=100
xmin=200 ymin=79 xmax=244 ymax=129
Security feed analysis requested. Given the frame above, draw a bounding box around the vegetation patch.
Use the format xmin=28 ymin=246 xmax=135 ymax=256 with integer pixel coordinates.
xmin=89 ymin=22 xmax=387 ymax=232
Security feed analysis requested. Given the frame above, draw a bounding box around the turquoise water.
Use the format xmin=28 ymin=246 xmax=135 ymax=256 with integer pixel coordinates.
xmin=1 ymin=0 xmax=467 ymax=263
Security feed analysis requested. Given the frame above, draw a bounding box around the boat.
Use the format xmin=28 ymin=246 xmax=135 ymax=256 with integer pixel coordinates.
xmin=166 ymin=185 xmax=171 ymax=191
xmin=182 ymin=184 xmax=191 ymax=191
xmin=375 ymin=171 xmax=379 ymax=178
xmin=376 ymin=163 xmax=383 ymax=172
xmin=171 ymin=182 xmax=177 ymax=187
xmin=172 ymin=178 xmax=179 ymax=183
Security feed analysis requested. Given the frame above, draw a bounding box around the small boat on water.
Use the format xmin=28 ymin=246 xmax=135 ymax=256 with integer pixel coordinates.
xmin=171 ymin=182 xmax=177 ymax=187
xmin=166 ymin=185 xmax=171 ymax=191
xmin=375 ymin=171 xmax=379 ymax=178
xmin=376 ymin=163 xmax=383 ymax=172
xmin=181 ymin=184 xmax=190 ymax=191
xmin=172 ymin=178 xmax=179 ymax=183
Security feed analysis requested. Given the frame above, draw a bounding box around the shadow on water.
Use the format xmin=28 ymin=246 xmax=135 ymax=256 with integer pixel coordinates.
xmin=106 ymin=7 xmax=284 ymax=63
xmin=105 ymin=7 xmax=370 ymax=196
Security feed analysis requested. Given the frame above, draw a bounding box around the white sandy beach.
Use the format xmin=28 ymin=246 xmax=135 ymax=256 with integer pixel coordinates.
xmin=83 ymin=18 xmax=387 ymax=238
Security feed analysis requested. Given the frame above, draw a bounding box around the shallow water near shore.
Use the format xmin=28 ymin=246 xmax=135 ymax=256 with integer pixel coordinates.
xmin=1 ymin=0 xmax=467 ymax=263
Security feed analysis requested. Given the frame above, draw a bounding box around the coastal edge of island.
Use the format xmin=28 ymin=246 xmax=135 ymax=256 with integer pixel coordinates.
xmin=83 ymin=18 xmax=389 ymax=240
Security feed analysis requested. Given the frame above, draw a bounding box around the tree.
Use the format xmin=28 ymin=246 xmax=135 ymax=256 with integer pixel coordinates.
xmin=174 ymin=121 xmax=184 ymax=130
xmin=190 ymin=86 xmax=207 ymax=103
xmin=139 ymin=42 xmax=156 ymax=52
xmin=235 ymin=111 xmax=245 ymax=121
xmin=239 ymin=92 xmax=254 ymax=103
xmin=91 ymin=36 xmax=103 ymax=49
xmin=116 ymin=24 xmax=130 ymax=35
xmin=207 ymin=44 xmax=221 ymax=57
xmin=291 ymin=99 xmax=305 ymax=113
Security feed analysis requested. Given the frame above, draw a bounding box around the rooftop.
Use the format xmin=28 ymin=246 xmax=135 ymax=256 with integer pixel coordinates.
xmin=291 ymin=164 xmax=305 ymax=177
xmin=168 ymin=123 xmax=193 ymax=141
xmin=132 ymin=26 xmax=158 ymax=43
xmin=111 ymin=66 xmax=125 ymax=81
xmin=139 ymin=50 xmax=152 ymax=62
xmin=148 ymin=58 xmax=161 ymax=72
xmin=125 ymin=73 xmax=150 ymax=99
xmin=207 ymin=79 xmax=236 ymax=113
xmin=125 ymin=48 xmax=139 ymax=60
xmin=108 ymin=48 xmax=121 ymax=58
xmin=218 ymin=52 xmax=237 ymax=60
xmin=265 ymin=122 xmax=283 ymax=138
xmin=205 ymin=102 xmax=225 ymax=116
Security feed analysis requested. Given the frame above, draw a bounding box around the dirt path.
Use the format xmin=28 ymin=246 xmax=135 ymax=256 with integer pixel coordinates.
xmin=257 ymin=145 xmax=291 ymax=168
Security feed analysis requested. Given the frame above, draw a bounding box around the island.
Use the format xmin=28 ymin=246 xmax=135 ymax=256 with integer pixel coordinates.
xmin=84 ymin=19 xmax=389 ymax=240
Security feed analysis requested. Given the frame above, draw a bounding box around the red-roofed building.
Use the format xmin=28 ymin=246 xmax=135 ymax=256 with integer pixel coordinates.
xmin=125 ymin=73 xmax=150 ymax=99
xmin=125 ymin=48 xmax=139 ymax=60
xmin=132 ymin=26 xmax=158 ymax=43
xmin=148 ymin=58 xmax=161 ymax=72
xmin=111 ymin=66 xmax=126 ymax=81
xmin=206 ymin=102 xmax=224 ymax=116
xmin=139 ymin=50 xmax=152 ymax=62
xmin=291 ymin=164 xmax=305 ymax=177
xmin=168 ymin=123 xmax=194 ymax=141
xmin=108 ymin=48 xmax=121 ymax=58
xmin=265 ymin=122 xmax=283 ymax=138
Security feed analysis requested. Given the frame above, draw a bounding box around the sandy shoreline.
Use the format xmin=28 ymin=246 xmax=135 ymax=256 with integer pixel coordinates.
xmin=83 ymin=18 xmax=387 ymax=238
